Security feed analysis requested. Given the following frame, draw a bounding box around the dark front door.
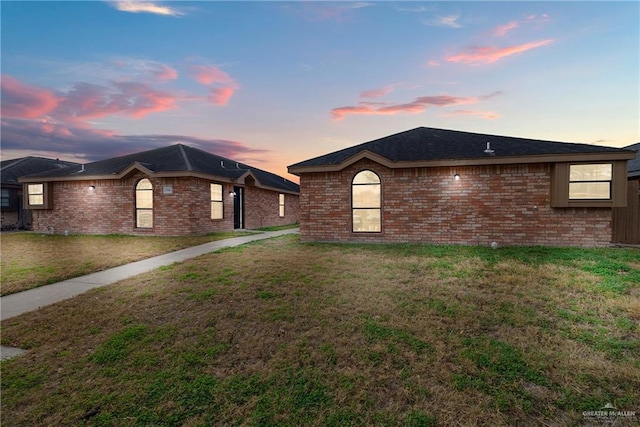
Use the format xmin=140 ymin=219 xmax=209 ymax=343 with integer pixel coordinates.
xmin=233 ymin=186 xmax=244 ymax=229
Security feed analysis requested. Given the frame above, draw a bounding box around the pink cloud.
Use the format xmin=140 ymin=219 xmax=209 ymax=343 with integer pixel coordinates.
xmin=154 ymin=64 xmax=178 ymax=81
xmin=445 ymin=39 xmax=554 ymax=65
xmin=0 ymin=75 xmax=60 ymax=119
xmin=56 ymin=81 xmax=177 ymax=120
xmin=493 ymin=21 xmax=519 ymax=37
xmin=360 ymin=85 xmax=394 ymax=99
xmin=331 ymin=92 xmax=500 ymax=120
xmin=440 ymin=110 xmax=501 ymax=120
xmin=209 ymin=86 xmax=236 ymax=106
xmin=189 ymin=65 xmax=233 ymax=85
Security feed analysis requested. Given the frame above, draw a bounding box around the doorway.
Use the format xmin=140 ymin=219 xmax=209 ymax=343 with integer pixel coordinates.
xmin=233 ymin=186 xmax=244 ymax=229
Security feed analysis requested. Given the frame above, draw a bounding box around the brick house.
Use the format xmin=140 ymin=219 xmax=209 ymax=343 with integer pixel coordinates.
xmin=19 ymin=144 xmax=299 ymax=235
xmin=1 ymin=157 xmax=79 ymax=230
xmin=288 ymin=127 xmax=636 ymax=247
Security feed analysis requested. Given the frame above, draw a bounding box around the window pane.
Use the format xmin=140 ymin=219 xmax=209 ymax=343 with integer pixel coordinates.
xmin=570 ymin=164 xmax=612 ymax=181
xmin=28 ymin=184 xmax=43 ymax=195
xmin=211 ymin=201 xmax=223 ymax=219
xmin=353 ymin=170 xmax=380 ymax=184
xmin=137 ymin=210 xmax=153 ymax=228
xmin=353 ymin=209 xmax=381 ymax=232
xmin=353 ymin=185 xmax=381 ymax=208
xmin=29 ymin=194 xmax=44 ymax=205
xmin=569 ymin=182 xmax=611 ymax=199
xmin=279 ymin=205 xmax=285 ymax=217
xmin=211 ymin=184 xmax=222 ymax=201
xmin=136 ymin=191 xmax=153 ymax=208
xmin=1 ymin=189 xmax=9 ymax=207
xmin=136 ymin=179 xmax=153 ymax=190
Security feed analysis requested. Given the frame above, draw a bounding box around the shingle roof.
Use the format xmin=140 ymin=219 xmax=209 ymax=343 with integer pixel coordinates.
xmin=624 ymin=142 xmax=640 ymax=178
xmin=1 ymin=157 xmax=79 ymax=187
xmin=20 ymin=145 xmax=299 ymax=194
xmin=289 ymin=127 xmax=635 ymax=172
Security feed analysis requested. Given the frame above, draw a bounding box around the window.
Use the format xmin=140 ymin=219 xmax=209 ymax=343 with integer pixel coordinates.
xmin=1 ymin=189 xmax=10 ymax=208
xmin=279 ymin=194 xmax=285 ymax=217
xmin=135 ymin=179 xmax=153 ymax=228
xmin=569 ymin=164 xmax=612 ymax=200
xmin=28 ymin=184 xmax=44 ymax=206
xmin=211 ymin=183 xmax=223 ymax=219
xmin=352 ymin=170 xmax=381 ymax=232
xmin=551 ymin=161 xmax=627 ymax=208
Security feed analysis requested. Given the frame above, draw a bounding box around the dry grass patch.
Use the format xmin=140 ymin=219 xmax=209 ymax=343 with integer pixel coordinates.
xmin=0 ymin=231 xmax=255 ymax=295
xmin=1 ymin=236 xmax=639 ymax=426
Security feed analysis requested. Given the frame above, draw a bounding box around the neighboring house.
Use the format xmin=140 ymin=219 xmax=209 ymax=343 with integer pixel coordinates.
xmin=19 ymin=144 xmax=299 ymax=236
xmin=1 ymin=157 xmax=79 ymax=230
xmin=288 ymin=127 xmax=636 ymax=247
xmin=612 ymin=142 xmax=640 ymax=244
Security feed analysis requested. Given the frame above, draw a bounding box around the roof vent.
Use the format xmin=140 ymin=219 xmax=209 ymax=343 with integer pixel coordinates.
xmin=220 ymin=160 xmax=225 ymax=168
xmin=484 ymin=142 xmax=495 ymax=155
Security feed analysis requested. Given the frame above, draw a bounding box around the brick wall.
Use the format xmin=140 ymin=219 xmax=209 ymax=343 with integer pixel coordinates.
xmin=244 ymin=186 xmax=300 ymax=229
xmin=30 ymin=175 xmax=299 ymax=236
xmin=298 ymin=159 xmax=613 ymax=247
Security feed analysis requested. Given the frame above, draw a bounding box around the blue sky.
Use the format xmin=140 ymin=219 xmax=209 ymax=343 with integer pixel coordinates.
xmin=1 ymin=1 xmax=638 ymax=180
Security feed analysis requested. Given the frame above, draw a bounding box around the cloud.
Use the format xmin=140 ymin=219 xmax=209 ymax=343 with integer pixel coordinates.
xmin=188 ymin=65 xmax=233 ymax=85
xmin=360 ymin=85 xmax=395 ymax=99
xmin=493 ymin=21 xmax=519 ymax=37
xmin=445 ymin=39 xmax=554 ymax=65
xmin=423 ymin=14 xmax=463 ymax=28
xmin=153 ymin=64 xmax=178 ymax=81
xmin=1 ymin=117 xmax=268 ymax=163
xmin=209 ymin=86 xmax=236 ymax=106
xmin=331 ymin=92 xmax=501 ymax=120
xmin=108 ymin=1 xmax=184 ymax=16
xmin=286 ymin=2 xmax=374 ymax=22
xmin=56 ymin=81 xmax=178 ymax=120
xmin=1 ymin=75 xmax=60 ymax=119
xmin=439 ymin=110 xmax=501 ymax=120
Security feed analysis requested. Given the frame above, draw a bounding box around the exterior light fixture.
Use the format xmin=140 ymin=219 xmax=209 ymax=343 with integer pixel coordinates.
xmin=229 ymin=191 xmax=236 ymax=197
xmin=89 ymin=185 xmax=96 ymax=190
xmin=453 ymin=174 xmax=460 ymax=181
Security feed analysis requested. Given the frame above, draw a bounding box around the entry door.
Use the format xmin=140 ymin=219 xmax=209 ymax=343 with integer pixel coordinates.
xmin=233 ymin=186 xmax=245 ymax=229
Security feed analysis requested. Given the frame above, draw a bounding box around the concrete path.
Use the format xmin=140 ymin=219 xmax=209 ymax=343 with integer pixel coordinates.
xmin=0 ymin=228 xmax=298 ymax=360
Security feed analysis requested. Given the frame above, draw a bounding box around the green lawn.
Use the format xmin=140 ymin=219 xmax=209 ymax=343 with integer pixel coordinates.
xmin=1 ymin=235 xmax=639 ymax=426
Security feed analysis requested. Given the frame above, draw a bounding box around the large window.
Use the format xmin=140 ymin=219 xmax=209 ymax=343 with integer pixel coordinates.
xmin=28 ymin=184 xmax=44 ymax=206
xmin=135 ymin=179 xmax=153 ymax=228
xmin=352 ymin=170 xmax=381 ymax=232
xmin=211 ymin=183 xmax=223 ymax=219
xmin=569 ymin=164 xmax=612 ymax=200
xmin=279 ymin=194 xmax=285 ymax=217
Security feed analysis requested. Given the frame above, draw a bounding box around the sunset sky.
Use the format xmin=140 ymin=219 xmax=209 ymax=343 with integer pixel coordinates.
xmin=2 ymin=1 xmax=638 ymax=181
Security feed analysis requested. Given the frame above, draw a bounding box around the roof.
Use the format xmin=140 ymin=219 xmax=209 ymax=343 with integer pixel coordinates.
xmin=1 ymin=157 xmax=79 ymax=188
xmin=19 ymin=144 xmax=299 ymax=194
xmin=289 ymin=127 xmax=636 ymax=174
xmin=623 ymin=142 xmax=640 ymax=178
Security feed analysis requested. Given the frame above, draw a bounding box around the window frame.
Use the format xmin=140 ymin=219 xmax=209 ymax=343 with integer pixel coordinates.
xmin=135 ymin=178 xmax=154 ymax=229
xmin=278 ymin=193 xmax=285 ymax=217
xmin=211 ymin=183 xmax=224 ymax=220
xmin=551 ymin=161 xmax=627 ymax=208
xmin=23 ymin=182 xmax=53 ymax=209
xmin=351 ymin=170 xmax=382 ymax=233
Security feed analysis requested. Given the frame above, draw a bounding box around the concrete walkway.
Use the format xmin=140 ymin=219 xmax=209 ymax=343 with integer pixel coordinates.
xmin=0 ymin=228 xmax=299 ymax=360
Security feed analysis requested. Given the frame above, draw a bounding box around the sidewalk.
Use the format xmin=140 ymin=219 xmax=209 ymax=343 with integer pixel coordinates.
xmin=0 ymin=228 xmax=299 ymax=360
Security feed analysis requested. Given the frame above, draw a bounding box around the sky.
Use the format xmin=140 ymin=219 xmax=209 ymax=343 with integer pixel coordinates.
xmin=1 ymin=1 xmax=639 ymax=181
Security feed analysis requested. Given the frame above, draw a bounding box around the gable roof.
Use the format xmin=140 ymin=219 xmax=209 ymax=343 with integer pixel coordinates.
xmin=624 ymin=142 xmax=640 ymax=178
xmin=289 ymin=127 xmax=636 ymax=174
xmin=19 ymin=144 xmax=299 ymax=194
xmin=1 ymin=157 xmax=79 ymax=188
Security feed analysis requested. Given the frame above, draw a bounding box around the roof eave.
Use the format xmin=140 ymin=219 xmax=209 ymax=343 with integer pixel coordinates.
xmin=288 ymin=150 xmax=636 ymax=175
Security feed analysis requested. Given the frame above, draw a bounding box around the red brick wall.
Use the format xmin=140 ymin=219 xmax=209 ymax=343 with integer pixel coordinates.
xmin=30 ymin=175 xmax=299 ymax=236
xmin=244 ymin=186 xmax=300 ymax=229
xmin=298 ymin=159 xmax=613 ymax=247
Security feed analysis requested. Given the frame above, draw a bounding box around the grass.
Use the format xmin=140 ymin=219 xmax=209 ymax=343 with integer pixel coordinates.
xmin=1 ymin=235 xmax=639 ymax=426
xmin=0 ymin=231 xmax=258 ymax=295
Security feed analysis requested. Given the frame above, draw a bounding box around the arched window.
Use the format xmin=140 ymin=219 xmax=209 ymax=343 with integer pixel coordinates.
xmin=352 ymin=170 xmax=381 ymax=232
xmin=135 ymin=178 xmax=153 ymax=228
